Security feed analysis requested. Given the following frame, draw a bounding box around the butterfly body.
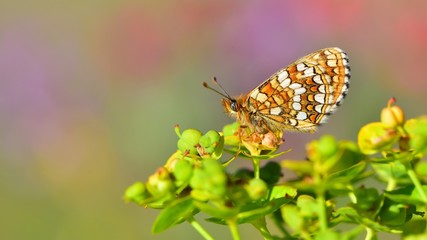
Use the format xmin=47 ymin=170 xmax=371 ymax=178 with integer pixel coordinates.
xmin=221 ymin=47 xmax=350 ymax=134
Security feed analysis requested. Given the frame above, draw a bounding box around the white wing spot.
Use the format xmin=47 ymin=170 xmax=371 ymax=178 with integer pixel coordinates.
xmin=296 ymin=63 xmax=307 ymax=71
xmin=277 ymin=71 xmax=289 ymax=81
xmin=294 ymin=87 xmax=307 ymax=95
xmin=315 ymin=105 xmax=323 ymax=113
xmin=303 ymin=67 xmax=315 ymax=76
xmin=289 ymin=118 xmax=298 ymax=126
xmin=280 ymin=78 xmax=291 ymax=88
xmin=313 ymin=75 xmax=323 ymax=84
xmin=293 ymin=95 xmax=301 ymax=102
xmin=292 ymin=102 xmax=302 ymax=111
xmin=296 ymin=111 xmax=307 ymax=120
xmin=314 ymin=94 xmax=325 ymax=104
xmin=289 ymin=83 xmax=302 ymax=89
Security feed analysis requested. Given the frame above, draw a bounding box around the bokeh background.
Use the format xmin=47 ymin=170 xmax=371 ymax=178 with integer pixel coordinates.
xmin=1 ymin=1 xmax=427 ymax=239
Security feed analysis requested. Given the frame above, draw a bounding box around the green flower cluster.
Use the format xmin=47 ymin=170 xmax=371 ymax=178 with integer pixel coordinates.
xmin=124 ymin=124 xmax=295 ymax=239
xmin=124 ymin=99 xmax=427 ymax=240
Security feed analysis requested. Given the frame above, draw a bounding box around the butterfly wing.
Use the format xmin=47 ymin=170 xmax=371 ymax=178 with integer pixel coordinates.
xmin=245 ymin=47 xmax=350 ymax=132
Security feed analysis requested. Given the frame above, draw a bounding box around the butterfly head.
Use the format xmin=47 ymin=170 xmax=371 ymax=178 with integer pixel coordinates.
xmin=221 ymin=98 xmax=240 ymax=116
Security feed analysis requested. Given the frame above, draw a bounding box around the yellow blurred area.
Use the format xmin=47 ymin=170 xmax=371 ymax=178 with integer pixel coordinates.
xmin=1 ymin=1 xmax=427 ymax=239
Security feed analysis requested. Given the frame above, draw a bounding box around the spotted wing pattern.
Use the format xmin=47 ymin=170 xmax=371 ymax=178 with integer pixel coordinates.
xmin=245 ymin=47 xmax=350 ymax=132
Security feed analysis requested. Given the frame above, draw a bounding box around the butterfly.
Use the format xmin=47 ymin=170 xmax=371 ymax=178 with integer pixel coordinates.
xmin=204 ymin=47 xmax=350 ymax=134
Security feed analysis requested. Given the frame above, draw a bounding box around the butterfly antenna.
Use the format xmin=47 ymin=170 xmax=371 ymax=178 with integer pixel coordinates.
xmin=203 ymin=77 xmax=232 ymax=99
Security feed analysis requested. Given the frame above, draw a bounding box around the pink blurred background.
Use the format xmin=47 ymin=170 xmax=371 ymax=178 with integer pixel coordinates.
xmin=1 ymin=1 xmax=427 ymax=239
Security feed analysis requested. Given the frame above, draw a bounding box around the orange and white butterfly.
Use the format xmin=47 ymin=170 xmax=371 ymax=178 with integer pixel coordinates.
xmin=205 ymin=47 xmax=350 ymax=134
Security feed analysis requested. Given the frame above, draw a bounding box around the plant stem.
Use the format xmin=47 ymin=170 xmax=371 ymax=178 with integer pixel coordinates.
xmin=188 ymin=217 xmax=214 ymax=240
xmin=365 ymin=227 xmax=378 ymax=240
xmin=252 ymin=158 xmax=260 ymax=179
xmin=404 ymin=162 xmax=427 ymax=203
xmin=317 ymin=193 xmax=328 ymax=232
xmin=386 ymin=176 xmax=397 ymax=191
xmin=228 ymin=219 xmax=241 ymax=240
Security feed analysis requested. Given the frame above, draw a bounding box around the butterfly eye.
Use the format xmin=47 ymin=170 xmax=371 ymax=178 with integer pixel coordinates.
xmin=230 ymin=100 xmax=238 ymax=112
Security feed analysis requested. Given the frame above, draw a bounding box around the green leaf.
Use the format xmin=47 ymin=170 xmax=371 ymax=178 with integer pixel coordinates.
xmin=206 ymin=192 xmax=294 ymax=225
xmin=236 ymin=201 xmax=284 ymax=224
xmin=332 ymin=207 xmax=395 ymax=233
xmin=193 ymin=201 xmax=238 ymax=220
xmin=152 ymin=197 xmax=195 ymax=233
xmin=384 ymin=185 xmax=427 ymax=205
xmin=269 ymin=185 xmax=297 ymax=201
xmin=370 ymin=162 xmax=412 ymax=185
xmin=326 ymin=161 xmax=367 ymax=184
xmin=235 ymin=192 xmax=293 ymax=224
xmin=352 ymin=187 xmax=380 ymax=212
xmin=379 ymin=198 xmax=409 ymax=227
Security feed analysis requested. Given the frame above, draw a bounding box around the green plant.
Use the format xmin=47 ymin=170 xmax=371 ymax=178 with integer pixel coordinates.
xmin=124 ymin=98 xmax=427 ymax=240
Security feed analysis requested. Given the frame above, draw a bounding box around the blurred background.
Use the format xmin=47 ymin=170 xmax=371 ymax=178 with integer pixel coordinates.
xmin=1 ymin=1 xmax=427 ymax=239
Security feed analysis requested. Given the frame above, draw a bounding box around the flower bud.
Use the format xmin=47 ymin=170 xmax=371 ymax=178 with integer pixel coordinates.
xmin=223 ymin=122 xmax=240 ymax=146
xmin=146 ymin=167 xmax=174 ymax=196
xmin=381 ymin=106 xmax=405 ymax=128
xmin=245 ymin=178 xmax=268 ymax=200
xmin=381 ymin=98 xmax=405 ymax=128
xmin=198 ymin=130 xmax=221 ymax=154
xmin=177 ymin=129 xmax=203 ymax=155
xmin=173 ymin=159 xmax=193 ymax=186
xmin=124 ymin=182 xmax=147 ymax=203
xmin=190 ymin=159 xmax=227 ymax=201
